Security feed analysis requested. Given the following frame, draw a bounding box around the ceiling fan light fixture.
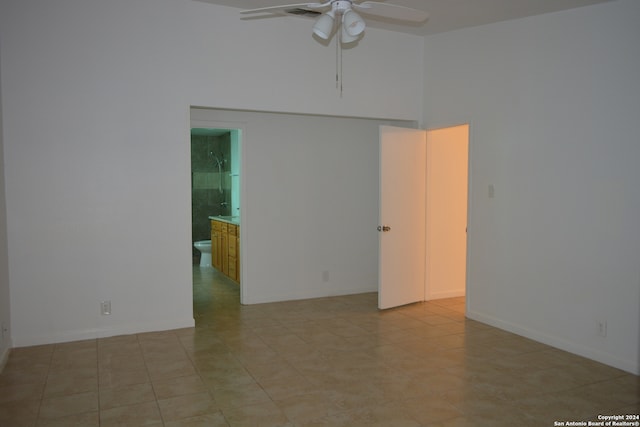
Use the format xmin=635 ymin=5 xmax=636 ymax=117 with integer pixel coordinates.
xmin=342 ymin=9 xmax=365 ymax=37
xmin=341 ymin=24 xmax=360 ymax=43
xmin=312 ymin=11 xmax=335 ymax=40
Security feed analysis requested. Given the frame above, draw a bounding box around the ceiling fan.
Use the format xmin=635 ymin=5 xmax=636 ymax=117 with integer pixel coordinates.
xmin=240 ymin=0 xmax=429 ymax=44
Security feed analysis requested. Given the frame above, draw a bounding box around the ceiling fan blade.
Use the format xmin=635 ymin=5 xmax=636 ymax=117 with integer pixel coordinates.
xmin=353 ymin=2 xmax=428 ymax=23
xmin=240 ymin=2 xmax=328 ymax=14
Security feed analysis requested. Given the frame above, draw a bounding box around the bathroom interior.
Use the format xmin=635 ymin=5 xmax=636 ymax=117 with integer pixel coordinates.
xmin=190 ymin=128 xmax=241 ymax=277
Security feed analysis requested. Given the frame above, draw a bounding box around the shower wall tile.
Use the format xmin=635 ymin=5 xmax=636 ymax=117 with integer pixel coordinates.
xmin=191 ymin=133 xmax=232 ymax=258
xmin=192 ymin=172 xmax=224 ymax=190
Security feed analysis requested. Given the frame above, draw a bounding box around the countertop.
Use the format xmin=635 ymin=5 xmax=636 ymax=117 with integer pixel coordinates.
xmin=209 ymin=215 xmax=240 ymax=226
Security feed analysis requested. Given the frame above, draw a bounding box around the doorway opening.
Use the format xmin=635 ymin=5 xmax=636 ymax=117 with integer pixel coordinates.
xmin=378 ymin=123 xmax=469 ymax=310
xmin=190 ymin=127 xmax=242 ymax=319
xmin=425 ymin=123 xmax=469 ymax=301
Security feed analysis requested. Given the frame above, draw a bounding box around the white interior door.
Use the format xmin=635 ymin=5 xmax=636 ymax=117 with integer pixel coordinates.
xmin=378 ymin=126 xmax=427 ymax=309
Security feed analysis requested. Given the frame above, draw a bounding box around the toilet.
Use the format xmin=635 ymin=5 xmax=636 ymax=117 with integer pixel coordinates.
xmin=194 ymin=240 xmax=212 ymax=267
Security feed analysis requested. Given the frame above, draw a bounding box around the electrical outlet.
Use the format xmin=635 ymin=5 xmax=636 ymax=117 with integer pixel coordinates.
xmin=322 ymin=270 xmax=330 ymax=283
xmin=101 ymin=301 xmax=112 ymax=315
xmin=597 ymin=320 xmax=607 ymax=337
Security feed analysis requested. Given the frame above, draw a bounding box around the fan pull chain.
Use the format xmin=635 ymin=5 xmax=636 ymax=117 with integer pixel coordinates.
xmin=340 ymin=39 xmax=343 ymax=97
xmin=335 ymin=36 xmax=340 ymax=93
xmin=335 ymin=32 xmax=343 ymax=97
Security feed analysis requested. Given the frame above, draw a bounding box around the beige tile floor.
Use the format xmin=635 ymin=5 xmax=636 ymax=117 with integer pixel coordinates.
xmin=1 ymin=267 xmax=638 ymax=426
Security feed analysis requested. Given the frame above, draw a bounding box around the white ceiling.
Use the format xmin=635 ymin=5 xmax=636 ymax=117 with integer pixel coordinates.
xmin=197 ymin=0 xmax=614 ymax=35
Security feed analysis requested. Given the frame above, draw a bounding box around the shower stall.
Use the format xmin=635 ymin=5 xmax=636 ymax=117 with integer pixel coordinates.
xmin=190 ymin=130 xmax=232 ymax=262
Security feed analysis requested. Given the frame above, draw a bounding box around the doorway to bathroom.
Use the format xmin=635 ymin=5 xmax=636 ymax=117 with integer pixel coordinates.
xmin=190 ymin=125 xmax=242 ymax=315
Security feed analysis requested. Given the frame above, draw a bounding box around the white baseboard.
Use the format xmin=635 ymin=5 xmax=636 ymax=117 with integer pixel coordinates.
xmin=244 ymin=286 xmax=377 ymax=305
xmin=467 ymin=309 xmax=639 ymax=376
xmin=11 ymin=317 xmax=195 ymax=348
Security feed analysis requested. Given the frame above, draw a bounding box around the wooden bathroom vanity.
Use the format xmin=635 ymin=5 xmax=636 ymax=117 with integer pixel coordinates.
xmin=209 ymin=216 xmax=240 ymax=282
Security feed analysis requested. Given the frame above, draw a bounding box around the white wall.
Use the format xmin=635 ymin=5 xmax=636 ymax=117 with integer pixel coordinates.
xmin=423 ymin=0 xmax=640 ymax=374
xmin=0 ymin=53 xmax=12 ymax=366
xmin=0 ymin=0 xmax=424 ymax=346
xmin=185 ymin=2 xmax=425 ymax=118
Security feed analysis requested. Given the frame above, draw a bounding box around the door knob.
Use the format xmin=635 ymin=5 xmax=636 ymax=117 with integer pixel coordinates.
xmin=377 ymin=225 xmax=391 ymax=232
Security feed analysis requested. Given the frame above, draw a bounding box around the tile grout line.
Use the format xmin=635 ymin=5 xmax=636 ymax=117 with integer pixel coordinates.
xmin=34 ymin=344 xmax=56 ymax=425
